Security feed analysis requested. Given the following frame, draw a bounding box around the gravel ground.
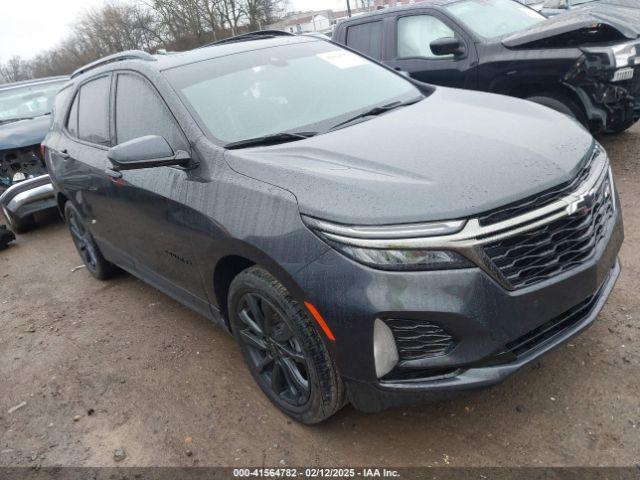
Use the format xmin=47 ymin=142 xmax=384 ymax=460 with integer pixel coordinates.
xmin=0 ymin=125 xmax=639 ymax=468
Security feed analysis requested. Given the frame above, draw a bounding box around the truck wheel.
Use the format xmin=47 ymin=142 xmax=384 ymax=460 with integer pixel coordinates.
xmin=64 ymin=202 xmax=117 ymax=280
xmin=228 ymin=266 xmax=345 ymax=424
xmin=1 ymin=205 xmax=35 ymax=234
xmin=527 ymin=94 xmax=588 ymax=128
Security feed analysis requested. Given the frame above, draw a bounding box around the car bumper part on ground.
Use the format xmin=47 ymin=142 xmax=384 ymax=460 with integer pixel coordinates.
xmin=0 ymin=174 xmax=56 ymax=219
xmin=294 ymin=206 xmax=623 ymax=412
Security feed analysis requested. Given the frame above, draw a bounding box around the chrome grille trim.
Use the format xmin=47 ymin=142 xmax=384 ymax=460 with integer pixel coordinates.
xmin=309 ymin=147 xmax=609 ymax=251
xmin=302 ymin=217 xmax=466 ymax=239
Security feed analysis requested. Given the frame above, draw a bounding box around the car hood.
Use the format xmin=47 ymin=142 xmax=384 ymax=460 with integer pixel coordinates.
xmin=225 ymin=87 xmax=594 ymax=225
xmin=503 ymin=7 xmax=640 ymax=48
xmin=0 ymin=115 xmax=50 ymax=150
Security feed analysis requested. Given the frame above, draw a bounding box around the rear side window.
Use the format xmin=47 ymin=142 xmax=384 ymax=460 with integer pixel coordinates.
xmin=66 ymin=93 xmax=79 ymax=137
xmin=346 ymin=21 xmax=383 ymax=60
xmin=397 ymin=15 xmax=456 ymax=58
xmin=53 ymin=86 xmax=73 ymax=130
xmin=77 ymin=76 xmax=110 ymax=145
xmin=114 ymin=73 xmax=188 ymax=151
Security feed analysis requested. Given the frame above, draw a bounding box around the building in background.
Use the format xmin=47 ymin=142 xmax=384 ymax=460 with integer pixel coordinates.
xmin=268 ymin=0 xmax=424 ymax=35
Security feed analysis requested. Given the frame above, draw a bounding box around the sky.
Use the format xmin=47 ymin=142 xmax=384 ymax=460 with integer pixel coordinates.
xmin=0 ymin=0 xmax=347 ymax=61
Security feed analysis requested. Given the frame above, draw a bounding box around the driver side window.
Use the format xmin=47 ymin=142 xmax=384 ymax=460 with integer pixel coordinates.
xmin=114 ymin=73 xmax=188 ymax=152
xmin=397 ymin=15 xmax=456 ymax=59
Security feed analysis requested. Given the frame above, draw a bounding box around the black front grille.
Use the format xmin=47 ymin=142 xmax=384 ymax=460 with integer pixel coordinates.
xmin=385 ymin=318 xmax=455 ymax=361
xmin=484 ymin=174 xmax=615 ymax=289
xmin=505 ymin=283 xmax=603 ymax=358
xmin=478 ymin=152 xmax=594 ymax=227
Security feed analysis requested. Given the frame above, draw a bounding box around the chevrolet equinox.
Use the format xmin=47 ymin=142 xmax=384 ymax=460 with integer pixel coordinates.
xmin=45 ymin=32 xmax=623 ymax=423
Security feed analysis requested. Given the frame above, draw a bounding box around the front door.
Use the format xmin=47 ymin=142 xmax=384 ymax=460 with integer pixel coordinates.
xmin=107 ymin=71 xmax=207 ymax=303
xmin=386 ymin=11 xmax=479 ymax=89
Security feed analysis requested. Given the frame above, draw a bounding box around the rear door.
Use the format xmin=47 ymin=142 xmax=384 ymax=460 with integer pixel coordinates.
xmin=342 ymin=19 xmax=385 ymax=62
xmin=385 ymin=10 xmax=479 ymax=89
xmin=49 ymin=74 xmax=121 ymax=252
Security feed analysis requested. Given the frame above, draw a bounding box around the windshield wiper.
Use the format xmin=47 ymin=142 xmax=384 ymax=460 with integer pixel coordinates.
xmin=328 ymin=97 xmax=424 ymax=132
xmin=224 ymin=131 xmax=317 ymax=150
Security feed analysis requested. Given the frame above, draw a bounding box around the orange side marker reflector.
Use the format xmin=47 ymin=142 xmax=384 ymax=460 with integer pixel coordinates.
xmin=304 ymin=301 xmax=336 ymax=341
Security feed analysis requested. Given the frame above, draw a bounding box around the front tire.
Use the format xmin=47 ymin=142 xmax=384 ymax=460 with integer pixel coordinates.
xmin=1 ymin=204 xmax=35 ymax=234
xmin=228 ymin=266 xmax=345 ymax=424
xmin=605 ymin=118 xmax=637 ymax=134
xmin=64 ymin=202 xmax=117 ymax=280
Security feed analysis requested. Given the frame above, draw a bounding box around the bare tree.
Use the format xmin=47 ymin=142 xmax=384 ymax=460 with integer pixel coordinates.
xmin=0 ymin=0 xmax=287 ymax=82
xmin=244 ymin=0 xmax=284 ymax=30
xmin=0 ymin=56 xmax=31 ymax=83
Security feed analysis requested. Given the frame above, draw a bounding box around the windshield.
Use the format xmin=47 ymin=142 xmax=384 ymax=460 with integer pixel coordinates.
xmin=0 ymin=80 xmax=67 ymax=123
xmin=446 ymin=0 xmax=545 ymax=40
xmin=164 ymin=40 xmax=421 ymax=145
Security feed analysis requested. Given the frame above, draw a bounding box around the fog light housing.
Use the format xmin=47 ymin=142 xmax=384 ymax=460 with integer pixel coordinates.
xmin=373 ymin=318 xmax=399 ymax=378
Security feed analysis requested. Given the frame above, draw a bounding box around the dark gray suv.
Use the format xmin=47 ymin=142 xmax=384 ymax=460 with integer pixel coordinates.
xmin=44 ymin=32 xmax=623 ymax=423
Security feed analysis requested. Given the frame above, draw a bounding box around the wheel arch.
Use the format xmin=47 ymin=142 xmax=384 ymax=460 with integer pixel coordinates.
xmin=509 ymin=82 xmax=587 ymax=116
xmin=211 ymin=243 xmax=308 ymax=328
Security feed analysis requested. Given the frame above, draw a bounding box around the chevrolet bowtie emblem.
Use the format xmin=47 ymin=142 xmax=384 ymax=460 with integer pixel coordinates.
xmin=567 ymin=190 xmax=596 ymax=217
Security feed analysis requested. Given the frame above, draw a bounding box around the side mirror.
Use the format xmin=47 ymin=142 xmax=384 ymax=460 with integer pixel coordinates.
xmin=107 ymin=135 xmax=191 ymax=171
xmin=543 ymin=0 xmax=568 ymax=8
xmin=430 ymin=37 xmax=465 ymax=57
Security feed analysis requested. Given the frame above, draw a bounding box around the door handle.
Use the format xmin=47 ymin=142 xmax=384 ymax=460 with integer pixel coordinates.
xmin=58 ymin=149 xmax=70 ymax=160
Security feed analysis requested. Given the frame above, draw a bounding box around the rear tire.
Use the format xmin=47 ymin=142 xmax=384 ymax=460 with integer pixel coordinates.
xmin=527 ymin=94 xmax=588 ymax=128
xmin=1 ymin=205 xmax=35 ymax=234
xmin=228 ymin=266 xmax=345 ymax=424
xmin=64 ymin=202 xmax=117 ymax=280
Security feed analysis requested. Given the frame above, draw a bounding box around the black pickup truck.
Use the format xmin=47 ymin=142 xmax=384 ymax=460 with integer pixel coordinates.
xmin=332 ymin=0 xmax=640 ymax=133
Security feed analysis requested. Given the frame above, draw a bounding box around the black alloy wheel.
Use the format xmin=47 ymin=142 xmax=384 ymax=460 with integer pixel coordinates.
xmin=228 ymin=266 xmax=345 ymax=424
xmin=236 ymin=292 xmax=311 ymax=407
xmin=64 ymin=202 xmax=117 ymax=280
xmin=67 ymin=207 xmax=99 ymax=271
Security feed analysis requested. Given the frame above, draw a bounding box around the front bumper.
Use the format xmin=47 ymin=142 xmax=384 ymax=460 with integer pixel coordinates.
xmin=345 ymin=259 xmax=620 ymax=412
xmin=0 ymin=174 xmax=56 ymax=219
xmin=293 ymin=206 xmax=623 ymax=412
xmin=575 ymin=68 xmax=640 ymax=132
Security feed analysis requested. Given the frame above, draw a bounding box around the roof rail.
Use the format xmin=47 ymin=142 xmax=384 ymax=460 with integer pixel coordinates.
xmin=71 ymin=50 xmax=156 ymax=79
xmin=198 ymin=30 xmax=294 ymax=49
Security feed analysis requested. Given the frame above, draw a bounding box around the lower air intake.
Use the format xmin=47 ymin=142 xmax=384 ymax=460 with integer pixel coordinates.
xmin=384 ymin=319 xmax=455 ymax=361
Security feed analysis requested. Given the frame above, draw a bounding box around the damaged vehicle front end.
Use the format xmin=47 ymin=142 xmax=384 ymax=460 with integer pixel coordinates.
xmin=0 ymin=77 xmax=68 ymax=232
xmin=503 ymin=10 xmax=640 ymax=133
xmin=333 ymin=0 xmax=640 ymax=134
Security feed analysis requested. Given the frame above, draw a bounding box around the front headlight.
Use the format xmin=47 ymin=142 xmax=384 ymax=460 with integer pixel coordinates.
xmin=331 ymin=244 xmax=472 ymax=271
xmin=612 ymin=42 xmax=637 ymax=68
xmin=302 ymin=215 xmax=473 ymax=271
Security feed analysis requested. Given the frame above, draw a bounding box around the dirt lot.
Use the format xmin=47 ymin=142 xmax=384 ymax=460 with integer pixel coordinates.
xmin=1 ymin=127 xmax=639 ymax=468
